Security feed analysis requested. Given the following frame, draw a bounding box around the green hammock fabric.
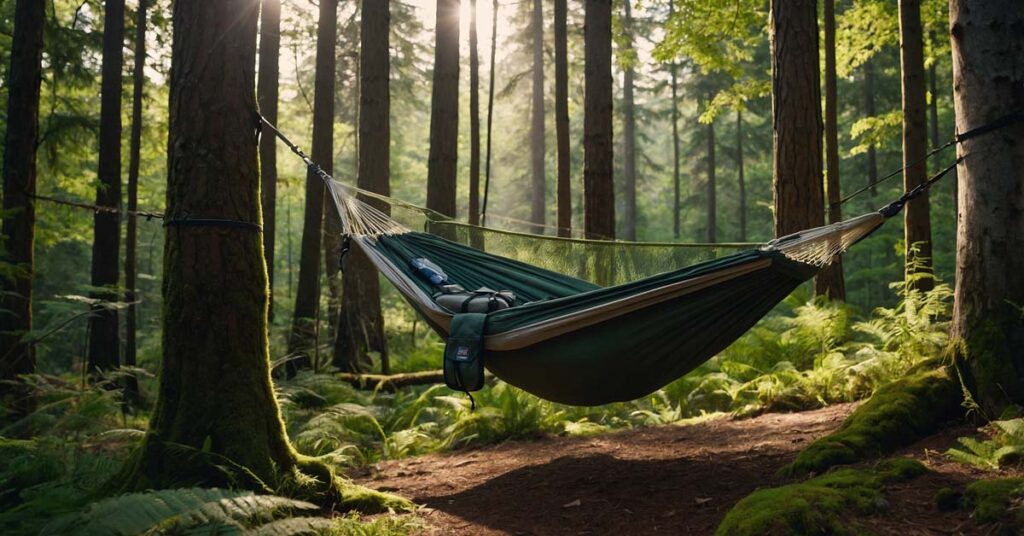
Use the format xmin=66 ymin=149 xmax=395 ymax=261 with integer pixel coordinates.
xmin=360 ymin=232 xmax=818 ymax=406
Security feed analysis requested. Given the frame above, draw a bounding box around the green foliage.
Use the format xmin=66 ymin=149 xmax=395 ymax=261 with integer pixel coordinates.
xmin=716 ymin=458 xmax=927 ymax=535
xmin=947 ymin=419 xmax=1024 ymax=469
xmin=39 ymin=487 xmax=343 ymax=536
xmin=783 ymin=366 xmax=961 ymax=477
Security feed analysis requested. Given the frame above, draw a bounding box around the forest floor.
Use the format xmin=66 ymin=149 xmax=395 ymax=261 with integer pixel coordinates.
xmin=350 ymin=402 xmax=1010 ymax=535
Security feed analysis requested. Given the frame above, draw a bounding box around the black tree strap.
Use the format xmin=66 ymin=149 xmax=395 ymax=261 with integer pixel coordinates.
xmin=839 ymin=110 xmax=1024 ymax=206
xmin=878 ymin=157 xmax=963 ymax=218
xmin=165 ymin=218 xmax=263 ymax=232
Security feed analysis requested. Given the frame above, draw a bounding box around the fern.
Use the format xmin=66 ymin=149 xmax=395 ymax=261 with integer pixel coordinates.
xmin=42 ymin=488 xmax=319 ymax=536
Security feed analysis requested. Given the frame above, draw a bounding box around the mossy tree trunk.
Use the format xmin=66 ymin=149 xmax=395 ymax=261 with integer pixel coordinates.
xmin=0 ymin=0 xmax=45 ymax=420
xmin=736 ymin=109 xmax=746 ymax=242
xmin=122 ymin=0 xmax=340 ymax=504
xmin=468 ymin=0 xmax=481 ymax=227
xmin=335 ymin=0 xmax=389 ymax=374
xmin=949 ymin=0 xmax=1024 ymax=415
xmin=770 ymin=0 xmax=824 ymax=244
xmin=427 ymin=0 xmax=460 ymax=221
xmin=123 ymin=0 xmax=148 ymax=405
xmin=705 ymin=94 xmax=716 ymax=244
xmin=669 ymin=0 xmax=680 ymax=240
xmin=554 ymin=0 xmax=571 ymax=238
xmin=87 ymin=0 xmax=125 ymax=375
xmin=583 ymin=0 xmax=614 ymax=241
xmin=816 ymin=0 xmax=846 ymax=301
xmin=287 ymin=0 xmax=337 ymax=375
xmin=258 ymin=0 xmax=281 ymax=322
xmin=530 ymin=0 xmax=546 ymax=235
xmin=898 ymin=0 xmax=934 ymax=293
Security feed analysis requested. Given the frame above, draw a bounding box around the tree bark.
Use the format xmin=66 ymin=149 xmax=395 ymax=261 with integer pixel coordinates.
xmin=258 ymin=0 xmax=281 ymax=322
xmin=864 ymin=59 xmax=879 ymax=196
xmin=121 ymin=0 xmax=342 ymax=504
xmin=770 ymin=0 xmax=825 ymax=242
xmin=0 ymin=0 xmax=45 ymax=419
xmin=736 ymin=109 xmax=746 ymax=242
xmin=817 ymin=0 xmax=847 ymax=301
xmin=705 ymin=103 xmax=716 ymax=243
xmin=335 ymin=0 xmax=389 ymax=374
xmin=530 ymin=0 xmax=546 ymax=234
xmin=583 ymin=0 xmax=614 ymax=240
xmin=427 ymin=0 xmax=460 ymax=221
xmin=670 ymin=1 xmax=681 ymax=240
xmin=899 ymin=0 xmax=934 ymax=292
xmin=469 ymin=0 xmax=481 ymax=227
xmin=621 ymin=0 xmax=636 ymax=241
xmin=287 ymin=0 xmax=337 ymax=375
xmin=949 ymin=0 xmax=1024 ymax=415
xmin=483 ymin=0 xmax=498 ymax=226
xmin=555 ymin=0 xmax=571 ymax=237
xmin=123 ymin=0 xmax=148 ymax=404
xmin=88 ymin=0 xmax=126 ymax=375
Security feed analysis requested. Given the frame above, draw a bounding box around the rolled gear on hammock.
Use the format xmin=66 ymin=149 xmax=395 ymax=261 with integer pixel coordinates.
xmin=323 ymin=177 xmax=889 ymax=406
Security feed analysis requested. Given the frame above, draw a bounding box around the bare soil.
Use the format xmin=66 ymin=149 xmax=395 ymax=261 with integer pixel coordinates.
xmin=351 ymin=404 xmax=1007 ymax=535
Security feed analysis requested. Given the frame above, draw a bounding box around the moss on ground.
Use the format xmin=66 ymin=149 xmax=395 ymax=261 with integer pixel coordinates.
xmin=716 ymin=458 xmax=927 ymax=536
xmin=782 ymin=366 xmax=961 ymax=478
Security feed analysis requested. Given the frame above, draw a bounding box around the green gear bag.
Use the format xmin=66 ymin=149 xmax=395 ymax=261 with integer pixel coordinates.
xmin=443 ymin=313 xmax=488 ymax=392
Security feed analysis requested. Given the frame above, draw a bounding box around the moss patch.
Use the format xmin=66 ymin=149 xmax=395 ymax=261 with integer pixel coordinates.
xmin=716 ymin=458 xmax=927 ymax=536
xmin=963 ymin=478 xmax=1024 ymax=528
xmin=782 ymin=366 xmax=961 ymax=478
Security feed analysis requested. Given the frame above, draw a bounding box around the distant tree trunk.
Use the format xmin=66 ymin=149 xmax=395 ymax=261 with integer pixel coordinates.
xmin=530 ymin=0 xmax=546 ymax=234
xmin=670 ymin=1 xmax=680 ymax=240
xmin=705 ymin=103 xmax=716 ymax=243
xmin=583 ymin=0 xmax=614 ymax=240
xmin=121 ymin=1 xmax=343 ymax=503
xmin=817 ymin=0 xmax=847 ymax=301
xmin=468 ymin=0 xmax=481 ymax=227
xmin=88 ymin=0 xmax=125 ymax=376
xmin=483 ymin=0 xmax=498 ymax=226
xmin=949 ymin=0 xmax=1024 ymax=416
xmin=258 ymin=0 xmax=281 ymax=322
xmin=555 ymin=0 xmax=571 ymax=237
xmin=287 ymin=0 xmax=337 ymax=375
xmin=898 ymin=0 xmax=933 ymax=292
xmin=928 ymin=57 xmax=940 ymax=149
xmin=621 ymin=0 xmax=637 ymax=241
xmin=334 ymin=0 xmax=389 ymax=374
xmin=427 ymin=0 xmax=460 ymax=221
xmin=770 ymin=0 xmax=825 ymax=242
xmin=0 ymin=0 xmax=45 ymax=419
xmin=736 ymin=109 xmax=746 ymax=242
xmin=864 ymin=59 xmax=879 ymax=196
xmin=123 ymin=0 xmax=148 ymax=404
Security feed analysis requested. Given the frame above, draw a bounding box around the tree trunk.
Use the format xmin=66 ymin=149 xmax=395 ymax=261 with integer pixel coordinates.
xmin=123 ymin=0 xmax=148 ymax=405
xmin=770 ymin=0 xmax=825 ymax=241
xmin=898 ymin=0 xmax=934 ymax=292
xmin=705 ymin=104 xmax=716 ymax=243
xmin=949 ymin=0 xmax=1024 ymax=415
xmin=483 ymin=0 xmax=498 ymax=226
xmin=670 ymin=1 xmax=681 ymax=240
xmin=469 ymin=0 xmax=481 ymax=227
xmin=555 ymin=0 xmax=571 ymax=237
xmin=530 ymin=0 xmax=546 ymax=234
xmin=88 ymin=0 xmax=125 ymax=376
xmin=427 ymin=0 xmax=460 ymax=221
xmin=621 ymin=0 xmax=636 ymax=241
xmin=121 ymin=0 xmax=342 ymax=504
xmin=865 ymin=59 xmax=879 ymax=196
xmin=0 ymin=0 xmax=45 ymax=419
xmin=258 ymin=0 xmax=281 ymax=322
xmin=287 ymin=0 xmax=337 ymax=375
xmin=929 ymin=54 xmax=940 ymax=150
xmin=817 ymin=0 xmax=847 ymax=301
xmin=334 ymin=0 xmax=389 ymax=374
xmin=583 ymin=0 xmax=614 ymax=240
xmin=736 ymin=109 xmax=746 ymax=242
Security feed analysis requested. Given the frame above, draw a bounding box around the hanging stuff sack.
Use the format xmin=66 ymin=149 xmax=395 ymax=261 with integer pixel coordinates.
xmin=444 ymin=313 xmax=488 ymax=394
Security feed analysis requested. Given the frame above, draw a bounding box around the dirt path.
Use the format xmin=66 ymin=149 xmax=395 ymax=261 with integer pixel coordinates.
xmin=353 ymin=404 xmax=856 ymax=535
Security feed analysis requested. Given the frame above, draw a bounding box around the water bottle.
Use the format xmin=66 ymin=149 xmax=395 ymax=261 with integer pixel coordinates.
xmin=411 ymin=258 xmax=449 ymax=286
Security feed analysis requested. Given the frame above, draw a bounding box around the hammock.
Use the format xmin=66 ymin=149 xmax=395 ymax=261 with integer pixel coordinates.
xmin=258 ymin=114 xmax=997 ymax=406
